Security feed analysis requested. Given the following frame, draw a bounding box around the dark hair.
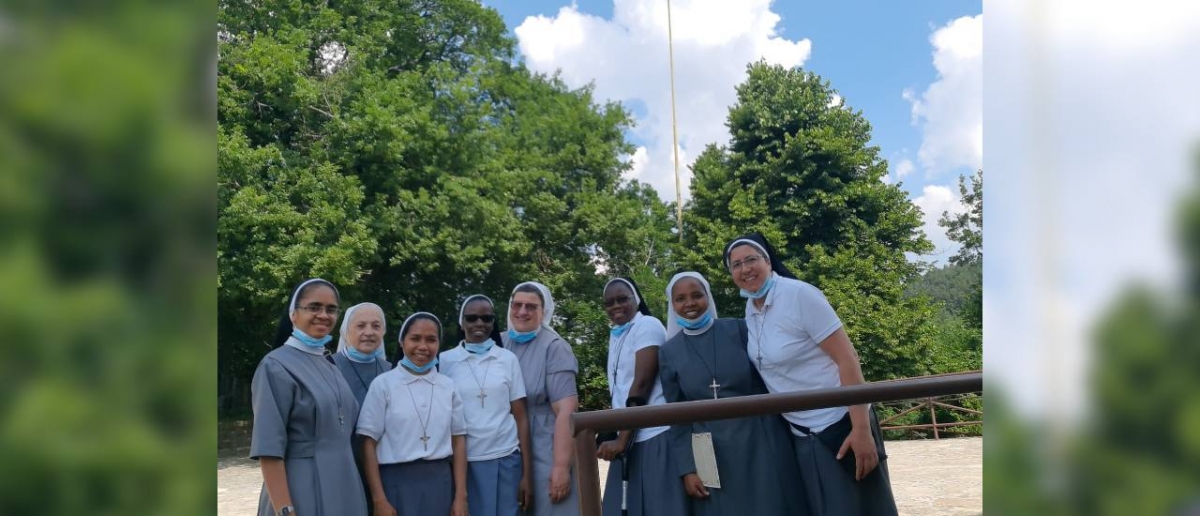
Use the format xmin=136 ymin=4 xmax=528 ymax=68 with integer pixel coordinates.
xmin=722 ymin=232 xmax=798 ymax=279
xmin=272 ymin=279 xmax=340 ymax=348
xmin=605 ymin=277 xmax=653 ymax=317
xmin=456 ymin=296 xmax=504 ymax=348
xmin=394 ymin=312 xmax=442 ymax=365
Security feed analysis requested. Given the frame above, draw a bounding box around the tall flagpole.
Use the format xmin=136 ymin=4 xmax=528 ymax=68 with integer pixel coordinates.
xmin=666 ymin=0 xmax=683 ymax=242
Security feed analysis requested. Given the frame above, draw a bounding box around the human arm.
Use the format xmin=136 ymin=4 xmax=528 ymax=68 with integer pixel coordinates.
xmin=819 ymin=327 xmax=877 ymax=480
xmin=451 ymin=435 xmax=468 ymax=516
xmin=362 ymin=438 xmax=396 ymax=516
xmin=511 ymin=398 xmax=534 ymax=511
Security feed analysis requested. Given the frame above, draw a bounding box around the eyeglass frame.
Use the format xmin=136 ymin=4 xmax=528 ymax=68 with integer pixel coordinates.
xmin=728 ymin=254 xmax=766 ymax=272
xmin=298 ymin=303 xmax=340 ymax=316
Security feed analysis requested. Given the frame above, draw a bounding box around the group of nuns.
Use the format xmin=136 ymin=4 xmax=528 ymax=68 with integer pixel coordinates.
xmin=250 ymin=233 xmax=899 ymax=516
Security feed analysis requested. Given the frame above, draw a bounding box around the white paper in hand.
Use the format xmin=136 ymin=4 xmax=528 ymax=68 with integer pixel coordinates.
xmin=691 ymin=432 xmax=721 ymax=488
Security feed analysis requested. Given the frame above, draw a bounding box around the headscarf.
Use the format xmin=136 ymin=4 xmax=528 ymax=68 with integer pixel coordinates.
xmin=272 ymin=278 xmax=341 ymax=348
xmin=394 ymin=311 xmax=442 ymax=366
xmin=336 ymin=302 xmax=387 ymax=361
xmin=722 ymin=232 xmax=798 ymax=279
xmin=456 ymin=294 xmax=504 ymax=347
xmin=603 ymin=277 xmax=653 ymax=318
xmin=506 ymin=281 xmax=556 ymax=334
xmin=664 ymin=272 xmax=719 ymax=339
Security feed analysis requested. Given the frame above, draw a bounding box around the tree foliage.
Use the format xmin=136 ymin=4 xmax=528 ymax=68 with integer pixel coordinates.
xmin=217 ymin=0 xmax=677 ymax=413
xmin=681 ymin=62 xmax=940 ymax=381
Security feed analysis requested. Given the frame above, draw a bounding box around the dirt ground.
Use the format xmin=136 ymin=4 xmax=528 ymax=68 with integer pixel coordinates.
xmin=218 ymin=436 xmax=982 ymax=516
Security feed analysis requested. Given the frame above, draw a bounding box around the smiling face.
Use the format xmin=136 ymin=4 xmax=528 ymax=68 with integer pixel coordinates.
xmin=509 ymin=292 xmax=544 ymax=333
xmin=727 ymin=244 xmax=771 ymax=293
xmin=347 ymin=305 xmax=384 ymax=354
xmin=290 ymin=284 xmax=339 ymax=339
xmin=603 ymin=282 xmax=637 ymax=326
xmin=671 ymin=277 xmax=710 ymax=320
xmin=401 ymin=318 xmax=440 ymax=367
xmin=461 ymin=298 xmax=495 ymax=343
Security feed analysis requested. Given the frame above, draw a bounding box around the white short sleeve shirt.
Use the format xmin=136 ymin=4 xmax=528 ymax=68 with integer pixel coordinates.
xmin=439 ymin=344 xmax=528 ymax=461
xmin=745 ymin=276 xmax=848 ymax=433
xmin=607 ymin=313 xmax=670 ymax=442
xmin=356 ymin=366 xmax=466 ymax=463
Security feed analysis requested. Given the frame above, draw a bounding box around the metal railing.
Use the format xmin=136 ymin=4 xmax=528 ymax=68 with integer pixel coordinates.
xmin=568 ymin=370 xmax=983 ymax=516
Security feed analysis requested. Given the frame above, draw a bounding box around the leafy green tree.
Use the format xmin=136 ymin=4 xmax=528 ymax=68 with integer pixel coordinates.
xmin=939 ymin=169 xmax=983 ymax=329
xmin=218 ymin=0 xmax=676 ymax=412
xmin=682 ymin=62 xmax=940 ymax=380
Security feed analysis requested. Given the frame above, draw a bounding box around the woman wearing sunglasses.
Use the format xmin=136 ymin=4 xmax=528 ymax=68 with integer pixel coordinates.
xmin=439 ymin=295 xmax=534 ymax=516
xmin=597 ymin=277 xmax=687 ymax=516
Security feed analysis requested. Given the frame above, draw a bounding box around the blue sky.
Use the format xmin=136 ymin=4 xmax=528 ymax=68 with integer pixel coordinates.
xmin=490 ymin=0 xmax=982 ymax=263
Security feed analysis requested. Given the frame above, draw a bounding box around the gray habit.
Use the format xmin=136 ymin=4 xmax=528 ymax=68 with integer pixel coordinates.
xmin=251 ymin=344 xmax=368 ymax=516
xmin=333 ymin=353 xmax=391 ymax=514
xmin=658 ymin=318 xmax=809 ymax=516
xmin=502 ymin=329 xmax=581 ymax=516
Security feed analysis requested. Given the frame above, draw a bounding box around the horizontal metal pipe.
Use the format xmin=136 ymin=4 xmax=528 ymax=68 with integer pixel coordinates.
xmin=571 ymin=371 xmax=982 ymax=435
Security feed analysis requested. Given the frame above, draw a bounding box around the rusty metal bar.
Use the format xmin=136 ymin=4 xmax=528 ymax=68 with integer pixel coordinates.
xmin=877 ymin=402 xmax=929 ymax=425
xmin=929 ymin=398 xmax=940 ymax=439
xmin=573 ymin=428 xmax=601 ymax=515
xmin=932 ymin=400 xmax=983 ymax=415
xmin=571 ymin=371 xmax=982 ymax=435
xmin=883 ymin=421 xmax=982 ymax=431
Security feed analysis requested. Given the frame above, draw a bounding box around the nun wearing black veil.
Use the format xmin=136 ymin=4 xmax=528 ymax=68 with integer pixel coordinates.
xmin=250 ymin=278 xmax=368 ymax=516
xmin=722 ymin=233 xmax=897 ymax=516
xmin=657 ymin=271 xmax=808 ymax=516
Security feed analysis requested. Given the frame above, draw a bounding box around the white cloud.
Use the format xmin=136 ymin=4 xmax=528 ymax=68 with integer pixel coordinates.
xmin=912 ymin=184 xmax=964 ymax=261
xmin=514 ymin=0 xmax=811 ymax=202
xmin=905 ymin=14 xmax=982 ymax=176
xmin=894 ymin=158 xmax=914 ymax=180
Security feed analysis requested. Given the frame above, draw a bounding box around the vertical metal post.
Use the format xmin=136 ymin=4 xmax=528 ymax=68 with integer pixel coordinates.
xmin=928 ymin=398 xmax=939 ymax=440
xmin=575 ymin=429 xmax=602 ymax=516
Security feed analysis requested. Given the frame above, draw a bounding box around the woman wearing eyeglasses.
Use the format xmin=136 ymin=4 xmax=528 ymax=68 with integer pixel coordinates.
xmin=597 ymin=277 xmax=687 ymax=516
xmin=251 ymin=278 xmax=368 ymax=516
xmin=439 ymin=295 xmax=534 ymax=516
xmin=332 ymin=302 xmax=393 ymax=515
xmin=501 ymin=282 xmax=580 ymax=516
xmin=722 ymin=233 xmax=897 ymax=516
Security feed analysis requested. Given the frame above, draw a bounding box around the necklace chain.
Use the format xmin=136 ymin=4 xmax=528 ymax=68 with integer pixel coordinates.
xmin=405 ymin=376 xmax=437 ymax=450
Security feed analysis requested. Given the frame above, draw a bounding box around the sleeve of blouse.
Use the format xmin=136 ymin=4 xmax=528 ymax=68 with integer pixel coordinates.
xmin=249 ymin=357 xmax=293 ymax=460
xmin=632 ymin=317 xmax=667 ymax=352
xmin=545 ymin=337 xmax=579 ymax=403
xmin=509 ymin=354 xmax=527 ymax=401
xmin=450 ymin=386 xmax=467 ymax=436
xmin=797 ymin=284 xmax=843 ymax=343
xmin=355 ymin=375 xmax=386 ymax=441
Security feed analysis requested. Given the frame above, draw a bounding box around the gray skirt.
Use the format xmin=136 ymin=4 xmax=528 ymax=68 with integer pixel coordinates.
xmin=601 ymin=431 xmax=688 ymax=516
xmin=379 ymin=459 xmax=453 ymax=516
xmin=791 ymin=410 xmax=898 ymax=516
xmin=468 ymin=451 xmax=523 ymax=516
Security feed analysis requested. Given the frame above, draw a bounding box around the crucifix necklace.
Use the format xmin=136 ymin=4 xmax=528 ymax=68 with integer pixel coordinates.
xmin=752 ymin=306 xmax=770 ymax=370
xmin=312 ymin=353 xmax=347 ymax=430
xmin=684 ymin=330 xmax=722 ymax=399
xmin=405 ymin=380 xmax=436 ymax=451
xmin=466 ymin=355 xmax=493 ymax=408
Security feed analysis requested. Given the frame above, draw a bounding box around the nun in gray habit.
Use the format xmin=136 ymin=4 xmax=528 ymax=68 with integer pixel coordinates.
xmin=250 ymin=278 xmax=368 ymax=516
xmin=657 ymin=272 xmax=808 ymax=516
xmin=333 ymin=302 xmax=393 ymax=514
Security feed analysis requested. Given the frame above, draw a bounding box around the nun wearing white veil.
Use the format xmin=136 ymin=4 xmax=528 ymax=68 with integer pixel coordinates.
xmin=500 ymin=281 xmax=580 ymax=516
xmin=332 ymin=302 xmax=393 ymax=514
xmin=657 ymin=272 xmax=808 ymax=516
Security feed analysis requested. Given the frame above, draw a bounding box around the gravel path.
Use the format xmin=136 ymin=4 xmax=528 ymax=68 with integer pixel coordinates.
xmin=219 ymin=436 xmax=982 ymax=516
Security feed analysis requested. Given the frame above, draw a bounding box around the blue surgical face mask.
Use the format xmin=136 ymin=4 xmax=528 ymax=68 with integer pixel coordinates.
xmin=345 ymin=345 xmax=384 ymax=363
xmin=464 ymin=340 xmax=495 ymax=354
xmin=400 ymin=356 xmax=438 ymax=373
xmin=507 ymin=328 xmax=537 ymax=344
xmin=292 ymin=328 xmax=332 ymax=348
xmin=610 ymin=321 xmax=633 ymax=338
xmin=677 ymin=312 xmax=713 ymax=330
xmin=739 ymin=273 xmax=777 ymax=300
